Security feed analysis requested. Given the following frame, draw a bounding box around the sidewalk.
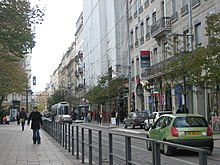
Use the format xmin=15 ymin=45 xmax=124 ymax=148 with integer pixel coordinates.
xmin=0 ymin=122 xmax=82 ymax=165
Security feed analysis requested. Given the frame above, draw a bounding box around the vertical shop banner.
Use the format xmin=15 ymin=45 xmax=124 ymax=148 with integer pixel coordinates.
xmin=212 ymin=117 xmax=220 ymax=133
xmin=140 ymin=50 xmax=150 ymax=68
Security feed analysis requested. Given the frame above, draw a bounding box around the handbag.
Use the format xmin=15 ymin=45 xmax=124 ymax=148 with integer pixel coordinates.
xmin=20 ymin=118 xmax=25 ymax=123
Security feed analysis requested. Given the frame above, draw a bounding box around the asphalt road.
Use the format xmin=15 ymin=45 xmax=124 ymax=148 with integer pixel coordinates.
xmin=74 ymin=124 xmax=220 ymax=165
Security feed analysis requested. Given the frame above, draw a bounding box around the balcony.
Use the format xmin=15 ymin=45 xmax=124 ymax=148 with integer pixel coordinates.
xmin=78 ymin=66 xmax=83 ymax=74
xmin=145 ymin=55 xmax=176 ymax=78
xmin=151 ymin=17 xmax=171 ymax=39
xmin=75 ymin=70 xmax=79 ymax=77
xmin=75 ymin=51 xmax=83 ymax=63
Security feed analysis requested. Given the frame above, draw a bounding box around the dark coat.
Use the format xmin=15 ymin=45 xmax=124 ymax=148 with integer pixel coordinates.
xmin=19 ymin=111 xmax=27 ymax=120
xmin=28 ymin=111 xmax=43 ymax=129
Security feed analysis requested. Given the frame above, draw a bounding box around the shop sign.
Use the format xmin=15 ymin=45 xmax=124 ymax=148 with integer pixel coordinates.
xmin=140 ymin=50 xmax=150 ymax=68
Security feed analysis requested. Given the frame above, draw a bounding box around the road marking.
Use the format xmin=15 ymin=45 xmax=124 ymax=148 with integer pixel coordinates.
xmin=114 ymin=128 xmax=143 ymax=134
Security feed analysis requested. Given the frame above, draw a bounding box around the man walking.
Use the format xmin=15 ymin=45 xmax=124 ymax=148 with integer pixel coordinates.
xmin=19 ymin=107 xmax=27 ymax=131
xmin=28 ymin=107 xmax=43 ymax=144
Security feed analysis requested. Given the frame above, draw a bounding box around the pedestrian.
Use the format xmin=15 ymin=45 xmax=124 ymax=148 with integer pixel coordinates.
xmin=16 ymin=112 xmax=20 ymax=125
xmin=19 ymin=108 xmax=27 ymax=131
xmin=99 ymin=111 xmax=102 ymax=124
xmin=27 ymin=107 xmax=43 ymax=144
xmin=3 ymin=116 xmax=7 ymax=124
xmin=6 ymin=113 xmax=10 ymax=125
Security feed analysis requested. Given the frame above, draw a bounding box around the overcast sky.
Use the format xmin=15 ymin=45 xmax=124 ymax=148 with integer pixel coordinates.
xmin=31 ymin=0 xmax=83 ymax=92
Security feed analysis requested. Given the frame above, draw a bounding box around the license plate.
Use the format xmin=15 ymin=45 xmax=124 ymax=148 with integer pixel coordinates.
xmin=186 ymin=131 xmax=201 ymax=135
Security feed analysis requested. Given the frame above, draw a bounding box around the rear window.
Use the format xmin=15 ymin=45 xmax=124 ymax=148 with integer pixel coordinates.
xmin=134 ymin=112 xmax=149 ymax=118
xmin=173 ymin=116 xmax=208 ymax=128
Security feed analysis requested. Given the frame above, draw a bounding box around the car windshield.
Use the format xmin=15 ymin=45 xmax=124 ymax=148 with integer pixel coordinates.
xmin=173 ymin=116 xmax=208 ymax=127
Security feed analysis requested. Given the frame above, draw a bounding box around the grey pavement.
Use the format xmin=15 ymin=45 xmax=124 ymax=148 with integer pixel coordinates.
xmin=0 ymin=122 xmax=82 ymax=165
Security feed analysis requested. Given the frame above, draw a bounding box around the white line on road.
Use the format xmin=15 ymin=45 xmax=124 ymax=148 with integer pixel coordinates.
xmin=114 ymin=128 xmax=143 ymax=134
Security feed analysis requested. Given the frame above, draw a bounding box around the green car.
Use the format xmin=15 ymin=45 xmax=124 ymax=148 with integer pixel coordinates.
xmin=146 ymin=113 xmax=214 ymax=155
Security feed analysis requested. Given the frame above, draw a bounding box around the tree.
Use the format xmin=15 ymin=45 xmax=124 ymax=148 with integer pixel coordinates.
xmin=47 ymin=90 xmax=64 ymax=111
xmin=0 ymin=0 xmax=44 ymax=107
xmin=84 ymin=74 xmax=125 ymax=107
xmin=163 ymin=13 xmax=220 ymax=111
xmin=0 ymin=0 xmax=44 ymax=58
xmin=0 ymin=53 xmax=27 ymax=106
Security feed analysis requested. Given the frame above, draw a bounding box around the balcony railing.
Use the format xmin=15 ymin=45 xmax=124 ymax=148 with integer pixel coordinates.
xmin=151 ymin=17 xmax=171 ymax=38
xmin=75 ymin=70 xmax=79 ymax=77
xmin=145 ymin=55 xmax=177 ymax=78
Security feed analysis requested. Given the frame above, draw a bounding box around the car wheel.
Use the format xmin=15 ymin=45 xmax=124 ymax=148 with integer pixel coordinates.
xmin=146 ymin=139 xmax=152 ymax=151
xmin=163 ymin=142 xmax=174 ymax=156
xmin=124 ymin=124 xmax=127 ymax=129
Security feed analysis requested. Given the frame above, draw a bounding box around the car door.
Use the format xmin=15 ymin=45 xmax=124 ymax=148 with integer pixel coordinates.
xmin=150 ymin=116 xmax=165 ymax=140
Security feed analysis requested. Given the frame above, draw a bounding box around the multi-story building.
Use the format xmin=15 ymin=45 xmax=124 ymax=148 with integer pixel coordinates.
xmin=83 ymin=0 xmax=130 ymax=114
xmin=128 ymin=0 xmax=220 ymax=120
xmin=83 ymin=0 xmax=129 ymax=87
xmin=75 ymin=12 xmax=86 ymax=100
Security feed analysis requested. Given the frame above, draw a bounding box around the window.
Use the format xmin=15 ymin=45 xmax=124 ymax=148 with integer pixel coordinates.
xmin=195 ymin=23 xmax=202 ymax=47
xmin=138 ymin=0 xmax=142 ymax=8
xmin=152 ymin=12 xmax=156 ymax=24
xmin=146 ymin=17 xmax=150 ymax=33
xmin=140 ymin=22 xmax=144 ymax=38
xmin=154 ymin=116 xmax=165 ymax=128
xmin=182 ymin=0 xmax=187 ymax=7
xmin=135 ymin=26 xmax=139 ymax=41
xmin=130 ymin=30 xmax=134 ymax=44
xmin=172 ymin=0 xmax=177 ymax=14
xmin=163 ymin=42 xmax=169 ymax=59
xmin=136 ymin=58 xmax=140 ymax=75
xmin=162 ymin=116 xmax=172 ymax=128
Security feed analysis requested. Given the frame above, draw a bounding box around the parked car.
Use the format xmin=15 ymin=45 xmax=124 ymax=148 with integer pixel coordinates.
xmin=146 ymin=114 xmax=213 ymax=156
xmin=124 ymin=111 xmax=149 ymax=129
xmin=144 ymin=111 xmax=173 ymax=131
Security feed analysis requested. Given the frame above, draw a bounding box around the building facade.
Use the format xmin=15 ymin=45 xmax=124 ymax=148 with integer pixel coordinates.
xmin=128 ymin=0 xmax=220 ymax=120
